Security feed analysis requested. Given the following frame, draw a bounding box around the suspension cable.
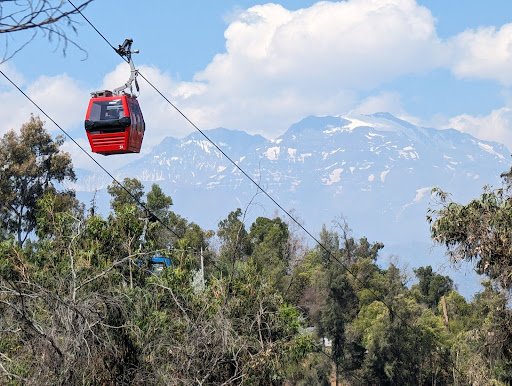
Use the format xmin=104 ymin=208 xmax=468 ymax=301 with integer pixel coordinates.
xmin=65 ymin=0 xmax=398 ymax=311
xmin=65 ymin=1 xmax=466 ymax=378
xmin=6 ymin=2 xmax=464 ymax=378
xmin=0 ymin=68 xmax=183 ymax=241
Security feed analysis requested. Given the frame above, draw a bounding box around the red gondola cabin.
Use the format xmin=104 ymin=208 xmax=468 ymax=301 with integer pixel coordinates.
xmin=85 ymin=90 xmax=145 ymax=155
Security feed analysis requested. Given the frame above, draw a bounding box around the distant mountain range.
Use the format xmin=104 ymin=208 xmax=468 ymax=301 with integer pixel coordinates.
xmin=71 ymin=112 xmax=511 ymax=296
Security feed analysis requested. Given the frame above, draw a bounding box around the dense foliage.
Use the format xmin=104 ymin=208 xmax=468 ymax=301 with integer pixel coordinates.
xmin=1 ymin=118 xmax=511 ymax=385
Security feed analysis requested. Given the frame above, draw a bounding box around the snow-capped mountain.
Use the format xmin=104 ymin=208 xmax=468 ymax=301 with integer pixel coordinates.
xmin=72 ymin=113 xmax=511 ymax=295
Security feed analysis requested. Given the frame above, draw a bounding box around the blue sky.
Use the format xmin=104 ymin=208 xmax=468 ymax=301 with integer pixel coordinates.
xmin=2 ymin=0 xmax=512 ymax=170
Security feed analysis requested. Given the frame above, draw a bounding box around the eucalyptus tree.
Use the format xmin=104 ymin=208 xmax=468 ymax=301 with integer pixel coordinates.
xmin=0 ymin=115 xmax=75 ymax=246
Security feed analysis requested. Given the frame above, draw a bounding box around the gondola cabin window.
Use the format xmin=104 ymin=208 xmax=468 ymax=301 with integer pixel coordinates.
xmin=90 ymin=99 xmax=125 ymax=121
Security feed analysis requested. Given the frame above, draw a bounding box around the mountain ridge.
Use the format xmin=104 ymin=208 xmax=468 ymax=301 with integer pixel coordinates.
xmin=71 ymin=112 xmax=511 ymax=296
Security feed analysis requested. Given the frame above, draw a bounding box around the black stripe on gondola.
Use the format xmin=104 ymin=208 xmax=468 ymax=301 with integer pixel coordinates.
xmin=84 ymin=117 xmax=131 ymax=131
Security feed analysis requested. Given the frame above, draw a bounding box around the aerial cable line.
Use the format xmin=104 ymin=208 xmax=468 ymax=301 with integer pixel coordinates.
xmin=65 ymin=0 xmax=393 ymax=306
xmin=64 ymin=3 xmax=465 ymax=378
xmin=66 ymin=0 xmax=412 ymax=325
xmin=0 ymin=68 xmax=183 ymax=242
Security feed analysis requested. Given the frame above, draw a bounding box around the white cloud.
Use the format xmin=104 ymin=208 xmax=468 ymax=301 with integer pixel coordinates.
xmin=185 ymin=0 xmax=443 ymax=135
xmin=27 ymin=74 xmax=87 ymax=130
xmin=0 ymin=71 xmax=86 ymax=136
xmin=200 ymin=0 xmax=441 ymax=88
xmin=446 ymin=107 xmax=512 ymax=150
xmin=4 ymin=0 xmax=512 ymax=167
xmin=0 ymin=61 xmax=26 ymax=88
xmin=179 ymin=0 xmax=512 ymax=144
xmin=352 ymin=91 xmax=404 ymax=115
xmin=0 ymin=90 xmax=32 ymax=134
xmin=450 ymin=24 xmax=512 ymax=85
xmin=187 ymin=0 xmax=512 ymax=139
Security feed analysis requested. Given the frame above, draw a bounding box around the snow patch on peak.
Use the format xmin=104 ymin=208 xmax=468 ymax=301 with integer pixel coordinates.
xmin=344 ymin=118 xmax=372 ymax=131
xmin=478 ymin=142 xmax=505 ymax=160
xmin=323 ymin=168 xmax=343 ymax=185
xmin=397 ymin=186 xmax=434 ymax=219
xmin=299 ymin=153 xmax=312 ymax=162
xmin=265 ymin=147 xmax=280 ymax=161
xmin=322 ymin=148 xmax=345 ymax=160
xmin=197 ymin=140 xmax=213 ymax=153
xmin=323 ymin=126 xmax=348 ymax=135
xmin=380 ymin=169 xmax=390 ymax=182
xmin=398 ymin=147 xmax=419 ymax=160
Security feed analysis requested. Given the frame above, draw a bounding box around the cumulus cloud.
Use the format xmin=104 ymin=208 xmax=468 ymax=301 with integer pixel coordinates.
xmin=450 ymin=24 xmax=512 ymax=85
xmin=27 ymin=75 xmax=87 ymax=129
xmin=446 ymin=107 xmax=512 ymax=150
xmin=0 ymin=70 xmax=87 ymax=136
xmin=5 ymin=0 xmax=512 ymax=166
xmin=179 ymin=0 xmax=512 ymax=142
xmin=0 ymin=61 xmax=26 ymax=88
xmin=352 ymin=91 xmax=405 ymax=115
xmin=208 ymin=0 xmax=441 ymax=86
xmin=187 ymin=0 xmax=443 ymax=134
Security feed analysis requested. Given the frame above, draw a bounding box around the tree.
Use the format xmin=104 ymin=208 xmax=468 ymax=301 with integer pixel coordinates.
xmin=428 ymin=175 xmax=512 ymax=383
xmin=107 ymin=177 xmax=144 ymax=214
xmin=0 ymin=0 xmax=94 ymax=62
xmin=0 ymin=189 xmax=144 ymax=384
xmin=413 ymin=265 xmax=453 ymax=309
xmin=249 ymin=216 xmax=290 ymax=287
xmin=146 ymin=183 xmax=173 ymax=220
xmin=320 ymin=267 xmax=358 ymax=384
xmin=145 ymin=183 xmax=182 ymax=251
xmin=428 ymin=181 xmax=512 ymax=289
xmin=217 ymin=208 xmax=252 ymax=273
xmin=450 ymin=281 xmax=512 ymax=384
xmin=0 ymin=115 xmax=75 ymax=246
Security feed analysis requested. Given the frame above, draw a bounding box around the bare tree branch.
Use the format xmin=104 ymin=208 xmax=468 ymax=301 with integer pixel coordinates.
xmin=0 ymin=0 xmax=93 ymax=62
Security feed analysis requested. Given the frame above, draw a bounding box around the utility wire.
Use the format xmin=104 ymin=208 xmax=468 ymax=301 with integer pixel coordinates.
xmin=66 ymin=0 xmax=400 ymax=320
xmin=65 ymin=0 xmax=420 ymax=332
xmin=0 ymin=68 xmax=183 ymax=242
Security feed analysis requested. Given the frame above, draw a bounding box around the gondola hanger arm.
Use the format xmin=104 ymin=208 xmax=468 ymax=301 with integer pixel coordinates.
xmin=113 ymin=38 xmax=140 ymax=96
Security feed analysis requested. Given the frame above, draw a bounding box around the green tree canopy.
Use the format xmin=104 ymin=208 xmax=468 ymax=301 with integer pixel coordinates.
xmin=249 ymin=216 xmax=290 ymax=284
xmin=217 ymin=208 xmax=252 ymax=268
xmin=428 ymin=179 xmax=512 ymax=289
xmin=146 ymin=183 xmax=173 ymax=220
xmin=107 ymin=177 xmax=144 ymax=214
xmin=0 ymin=115 xmax=75 ymax=246
xmin=413 ymin=265 xmax=453 ymax=308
